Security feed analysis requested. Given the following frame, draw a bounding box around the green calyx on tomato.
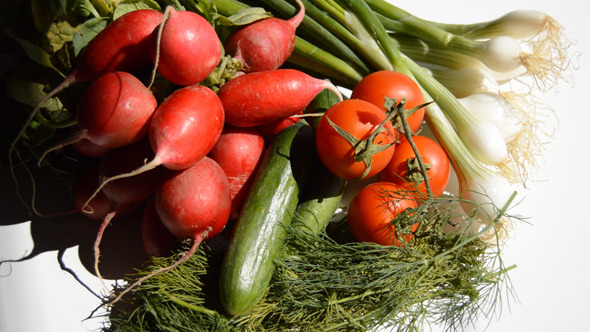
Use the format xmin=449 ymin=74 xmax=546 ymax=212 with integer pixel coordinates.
xmin=379 ymin=135 xmax=450 ymax=197
xmin=321 ymin=97 xmax=431 ymax=180
xmin=404 ymin=157 xmax=431 ymax=185
xmin=324 ymin=114 xmax=394 ymax=180
xmin=315 ymin=99 xmax=397 ymax=180
xmin=384 ymin=97 xmax=434 ymax=140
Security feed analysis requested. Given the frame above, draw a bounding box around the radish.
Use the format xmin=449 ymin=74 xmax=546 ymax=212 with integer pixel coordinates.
xmin=208 ymin=126 xmax=266 ymax=219
xmin=9 ymin=9 xmax=163 ymax=160
xmin=218 ymin=69 xmax=343 ymax=127
xmin=38 ymin=71 xmax=158 ymax=164
xmin=73 ymin=139 xmax=110 ymax=158
xmin=141 ymin=198 xmax=179 ymax=259
xmin=109 ymin=156 xmax=231 ymax=304
xmin=83 ymin=84 xmax=225 ymax=210
xmin=256 ymin=111 xmax=302 ymax=140
xmin=77 ymin=71 xmax=158 ymax=148
xmin=73 ymin=164 xmax=149 ymax=220
xmin=224 ymin=0 xmax=305 ymax=72
xmin=98 ymin=138 xmax=164 ymax=207
xmin=155 ymin=156 xmax=231 ymax=240
xmin=151 ymin=6 xmax=222 ymax=86
xmin=145 ymin=84 xmax=224 ymax=170
xmin=73 ymin=163 xmax=147 ymax=290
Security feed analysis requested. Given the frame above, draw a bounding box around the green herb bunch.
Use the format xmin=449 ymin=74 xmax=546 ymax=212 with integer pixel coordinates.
xmin=107 ymin=193 xmax=517 ymax=332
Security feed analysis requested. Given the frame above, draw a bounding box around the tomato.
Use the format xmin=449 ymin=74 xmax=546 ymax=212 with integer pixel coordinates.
xmin=378 ymin=135 xmax=450 ymax=197
xmin=315 ymin=99 xmax=397 ymax=180
xmin=347 ymin=182 xmax=419 ymax=246
xmin=351 ymin=70 xmax=425 ymax=138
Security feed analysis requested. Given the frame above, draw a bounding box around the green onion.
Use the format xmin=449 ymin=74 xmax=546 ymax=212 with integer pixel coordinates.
xmin=428 ymin=9 xmax=556 ymax=40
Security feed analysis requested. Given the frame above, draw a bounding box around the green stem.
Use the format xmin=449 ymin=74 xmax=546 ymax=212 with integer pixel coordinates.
xmin=160 ymin=288 xmax=217 ymax=316
xmin=257 ymin=0 xmax=371 ymax=75
xmin=305 ymin=0 xmax=391 ymax=70
xmin=91 ymin=0 xmax=113 ymax=17
xmin=309 ymin=0 xmax=346 ymax=23
xmin=336 ymin=0 xmax=407 ymax=74
xmin=208 ymin=0 xmax=249 ymax=13
xmin=392 ymin=98 xmax=434 ymax=201
xmin=390 ymin=34 xmax=488 ymax=73
xmin=290 ymin=37 xmax=364 ymax=87
xmin=364 ymin=0 xmax=480 ymax=54
xmin=403 ymin=55 xmax=479 ymax=135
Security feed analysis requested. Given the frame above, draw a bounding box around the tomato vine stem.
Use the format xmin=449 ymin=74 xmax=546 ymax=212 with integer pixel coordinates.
xmin=386 ymin=96 xmax=435 ymax=201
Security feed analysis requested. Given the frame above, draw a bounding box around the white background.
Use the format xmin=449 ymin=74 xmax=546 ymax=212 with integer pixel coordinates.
xmin=1 ymin=0 xmax=589 ymax=331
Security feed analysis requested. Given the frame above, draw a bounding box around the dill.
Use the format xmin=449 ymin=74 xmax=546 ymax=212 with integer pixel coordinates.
xmin=106 ymin=197 xmax=517 ymax=332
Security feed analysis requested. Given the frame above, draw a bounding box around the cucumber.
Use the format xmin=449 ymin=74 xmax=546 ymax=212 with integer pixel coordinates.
xmin=293 ymin=89 xmax=346 ymax=235
xmin=304 ymin=87 xmax=344 ymax=130
xmin=219 ymin=121 xmax=313 ymax=316
xmin=291 ymin=155 xmax=346 ymax=235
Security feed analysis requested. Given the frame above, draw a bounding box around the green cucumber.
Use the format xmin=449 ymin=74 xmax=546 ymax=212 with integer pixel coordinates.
xmin=291 ymin=156 xmax=346 ymax=235
xmin=219 ymin=121 xmax=313 ymax=316
xmin=293 ymin=89 xmax=346 ymax=235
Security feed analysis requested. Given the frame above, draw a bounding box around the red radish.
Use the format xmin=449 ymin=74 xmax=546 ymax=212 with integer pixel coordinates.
xmin=37 ymin=71 xmax=158 ymax=165
xmin=73 ymin=9 xmax=164 ymax=82
xmin=155 ymin=156 xmax=231 ymax=240
xmin=73 ymin=139 xmax=110 ymax=158
xmin=9 ymin=9 xmax=163 ymax=160
xmin=218 ymin=69 xmax=343 ymax=127
xmin=83 ymin=84 xmax=224 ymax=210
xmin=208 ymin=126 xmax=265 ymax=219
xmin=147 ymin=84 xmax=224 ymax=170
xmin=73 ymin=165 xmax=144 ymax=218
xmin=77 ymin=71 xmax=158 ymax=149
xmin=99 ymin=138 xmax=164 ymax=207
xmin=256 ymin=111 xmax=302 ymax=139
xmin=73 ymin=164 xmax=147 ymax=289
xmin=224 ymin=0 xmax=305 ymax=72
xmin=109 ymin=156 xmax=231 ymax=304
xmin=141 ymin=198 xmax=179 ymax=258
xmin=151 ymin=6 xmax=221 ymax=86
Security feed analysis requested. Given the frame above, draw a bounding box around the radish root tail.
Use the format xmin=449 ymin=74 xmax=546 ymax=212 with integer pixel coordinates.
xmin=82 ymin=157 xmax=160 ymax=213
xmin=8 ymin=74 xmax=77 ymax=215
xmin=94 ymin=211 xmax=117 ymax=292
xmin=37 ymin=129 xmax=88 ymax=167
xmin=148 ymin=6 xmax=173 ymax=89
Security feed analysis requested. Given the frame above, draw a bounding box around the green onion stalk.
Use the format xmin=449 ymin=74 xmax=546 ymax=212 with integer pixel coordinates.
xmin=365 ymin=0 xmax=570 ymax=89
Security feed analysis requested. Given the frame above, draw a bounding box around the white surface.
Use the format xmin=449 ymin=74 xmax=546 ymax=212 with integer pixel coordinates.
xmin=1 ymin=0 xmax=589 ymax=331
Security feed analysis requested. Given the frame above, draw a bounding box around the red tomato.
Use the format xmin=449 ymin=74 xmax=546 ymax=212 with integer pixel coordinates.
xmin=315 ymin=99 xmax=397 ymax=180
xmin=347 ymin=182 xmax=419 ymax=246
xmin=379 ymin=135 xmax=450 ymax=197
xmin=351 ymin=70 xmax=425 ymax=138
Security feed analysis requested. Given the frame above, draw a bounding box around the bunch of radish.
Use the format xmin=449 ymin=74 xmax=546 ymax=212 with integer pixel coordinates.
xmin=9 ymin=2 xmax=346 ymax=303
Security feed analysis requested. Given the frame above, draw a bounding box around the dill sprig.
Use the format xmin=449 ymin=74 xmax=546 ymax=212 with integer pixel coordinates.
xmin=243 ymin=197 xmax=516 ymax=332
xmin=106 ymin=195 xmax=517 ymax=332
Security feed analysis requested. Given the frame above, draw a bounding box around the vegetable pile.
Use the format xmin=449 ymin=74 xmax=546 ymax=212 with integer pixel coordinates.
xmin=1 ymin=0 xmax=573 ymax=331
